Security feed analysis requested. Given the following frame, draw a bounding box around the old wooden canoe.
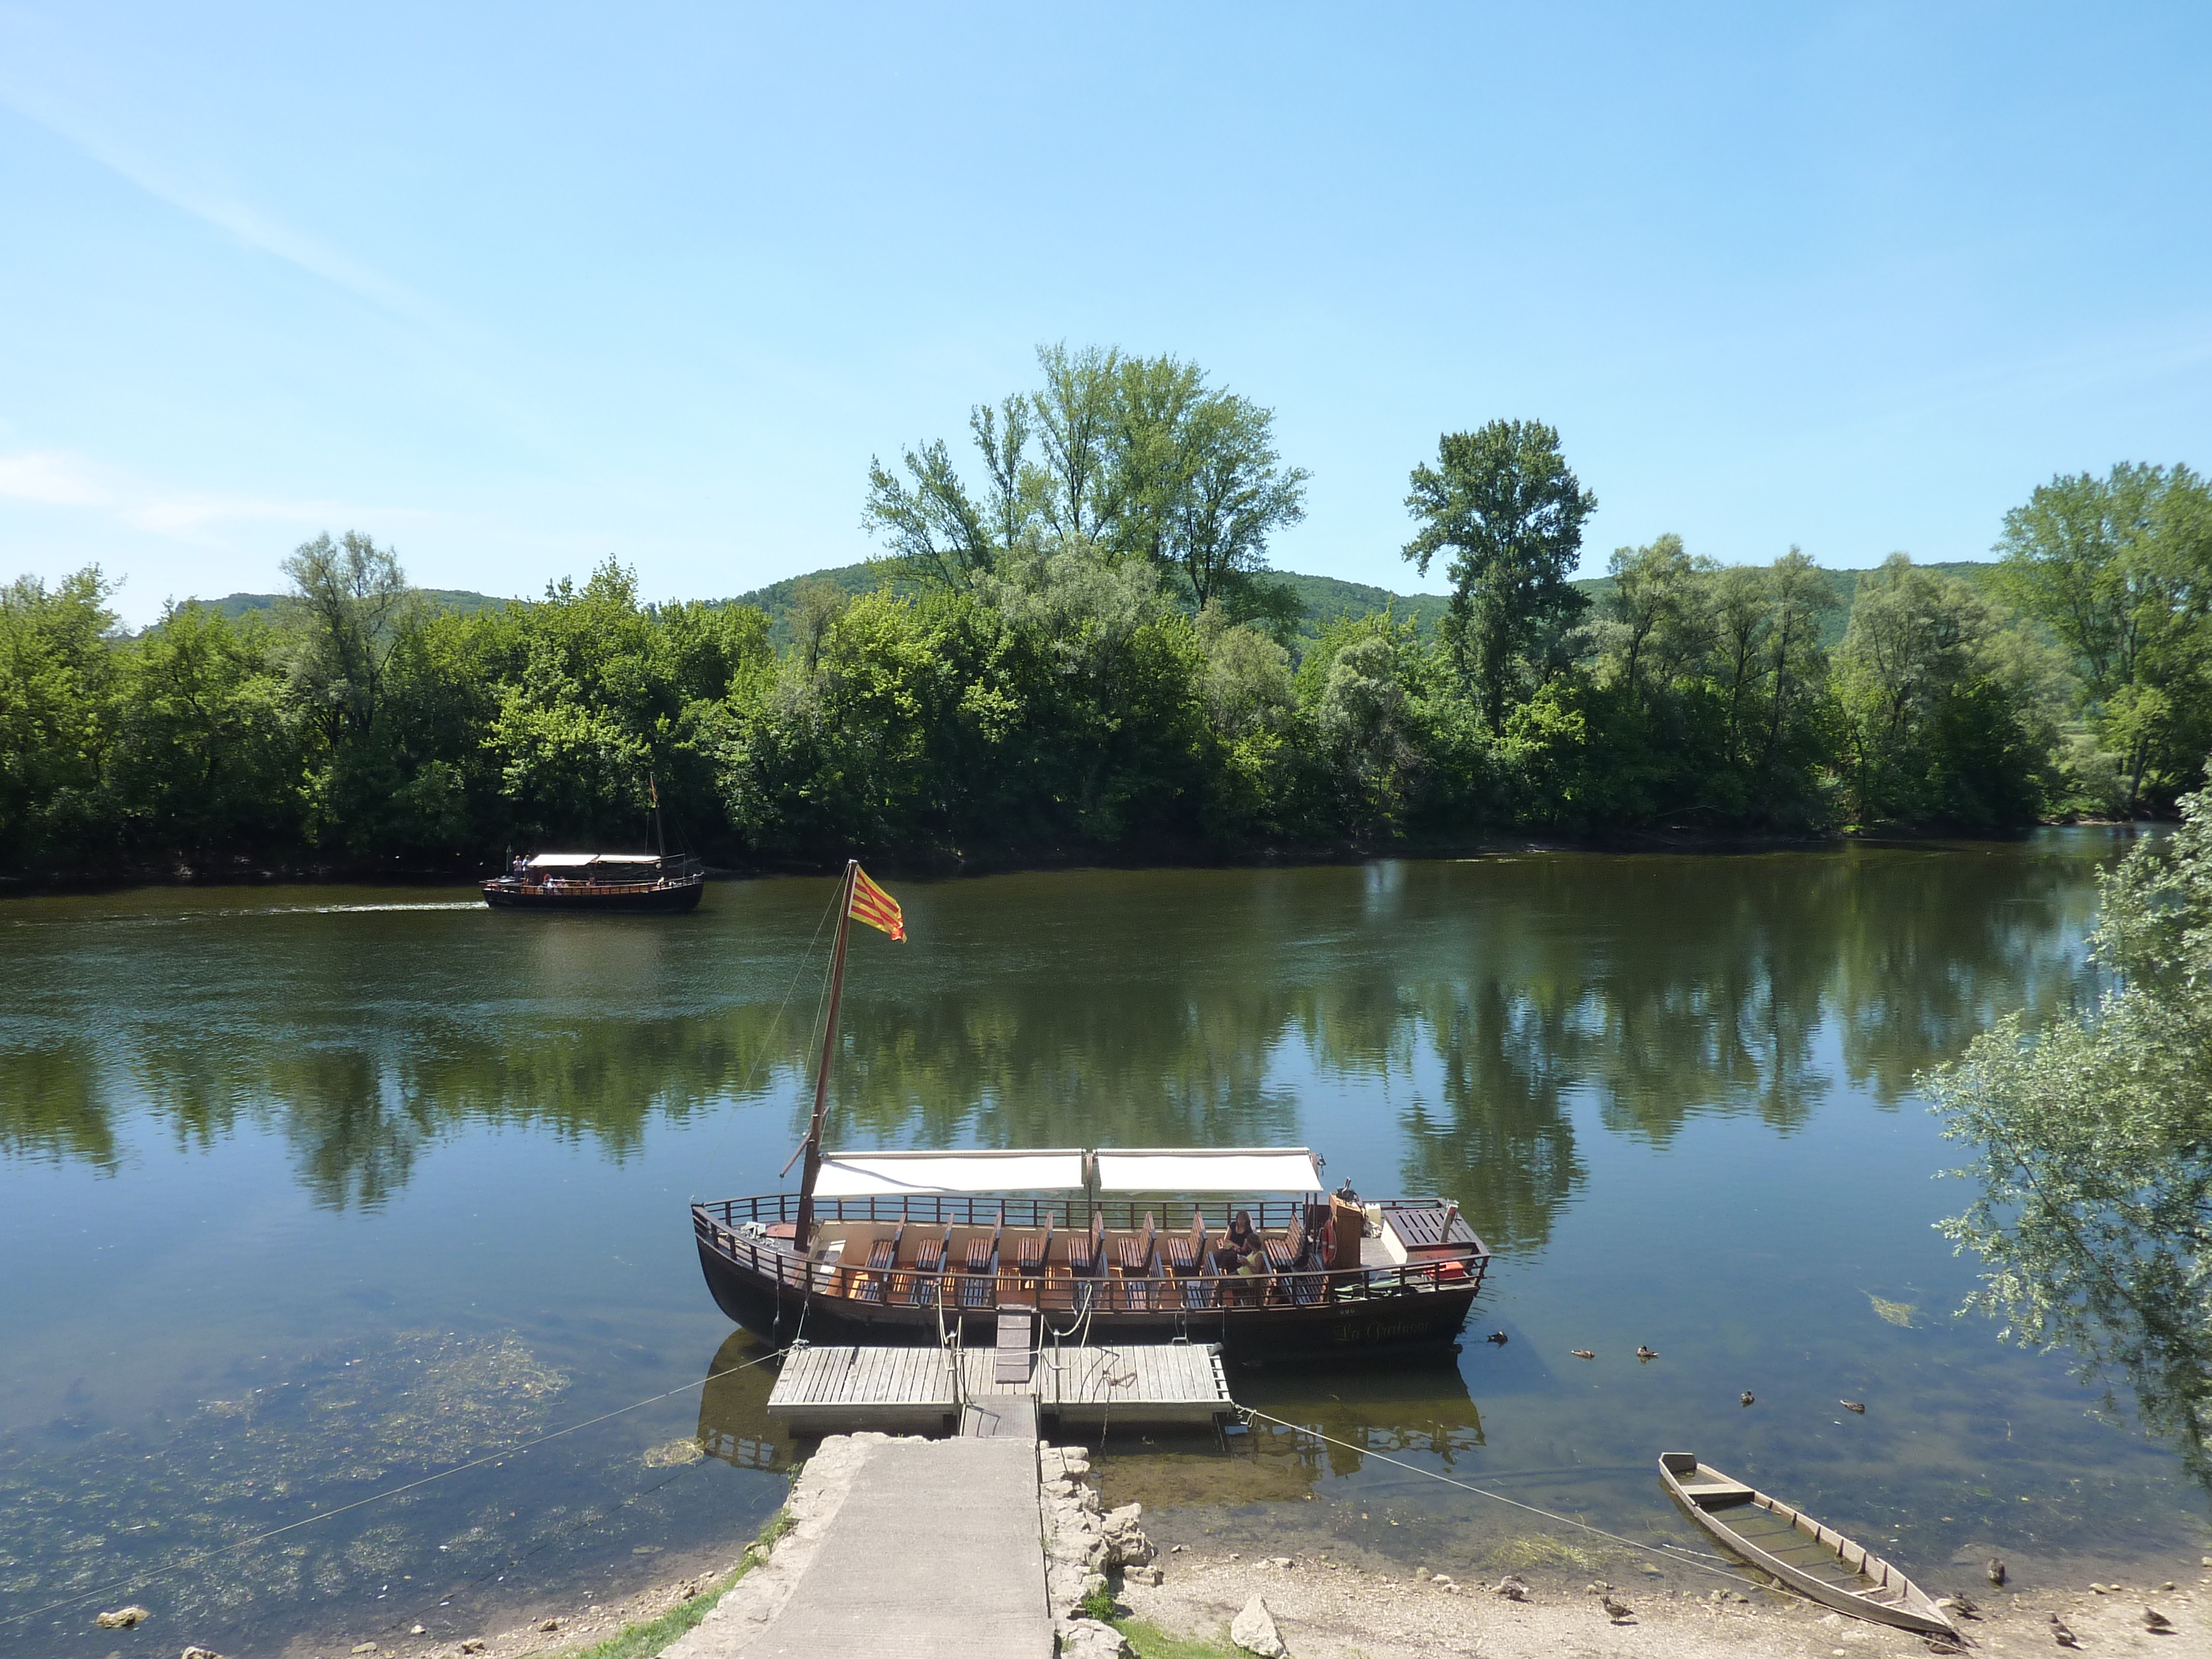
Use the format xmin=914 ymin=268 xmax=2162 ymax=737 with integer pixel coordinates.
xmin=1658 ymin=1453 xmax=1958 ymax=1637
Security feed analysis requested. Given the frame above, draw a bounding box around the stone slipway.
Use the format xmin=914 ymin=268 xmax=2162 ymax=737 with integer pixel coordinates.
xmin=665 ymin=1433 xmax=1056 ymax=1659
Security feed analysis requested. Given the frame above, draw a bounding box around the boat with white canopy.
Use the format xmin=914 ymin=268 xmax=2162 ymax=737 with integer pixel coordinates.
xmin=691 ymin=867 xmax=1489 ymax=1356
xmin=694 ymin=1138 xmax=1490 ymax=1355
xmin=483 ymin=850 xmax=705 ymax=911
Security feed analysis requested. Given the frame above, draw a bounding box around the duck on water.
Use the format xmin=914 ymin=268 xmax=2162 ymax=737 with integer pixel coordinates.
xmin=688 ymin=862 xmax=1493 ymax=1360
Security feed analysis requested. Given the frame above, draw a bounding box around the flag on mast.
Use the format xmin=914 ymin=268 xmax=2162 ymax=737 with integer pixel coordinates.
xmin=848 ymin=866 xmax=905 ymax=941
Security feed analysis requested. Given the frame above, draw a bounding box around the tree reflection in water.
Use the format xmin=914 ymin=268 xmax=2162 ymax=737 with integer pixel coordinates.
xmin=0 ymin=839 xmax=2114 ymax=1267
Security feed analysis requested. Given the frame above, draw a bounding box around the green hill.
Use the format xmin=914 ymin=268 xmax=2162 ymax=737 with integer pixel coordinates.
xmin=203 ymin=558 xmax=1998 ymax=656
xmin=207 ymin=588 xmax=513 ymax=620
xmin=729 ymin=559 xmax=1999 ymax=652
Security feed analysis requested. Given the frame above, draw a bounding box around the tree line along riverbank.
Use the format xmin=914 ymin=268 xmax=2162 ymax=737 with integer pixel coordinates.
xmin=4 ymin=354 xmax=2207 ymax=879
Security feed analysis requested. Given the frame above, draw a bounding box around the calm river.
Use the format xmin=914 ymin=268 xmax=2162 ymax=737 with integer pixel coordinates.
xmin=2 ymin=833 xmax=2204 ymax=1655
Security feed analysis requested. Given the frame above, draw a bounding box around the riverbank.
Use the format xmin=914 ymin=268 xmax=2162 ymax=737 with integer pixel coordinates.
xmin=268 ymin=1529 xmax=2208 ymax=1659
xmin=3 ymin=817 xmax=2125 ymax=897
xmin=1114 ymin=1547 xmax=2209 ymax=1656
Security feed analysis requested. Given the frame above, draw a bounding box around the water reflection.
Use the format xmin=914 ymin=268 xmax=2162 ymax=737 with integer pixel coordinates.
xmin=695 ymin=1332 xmax=796 ymax=1472
xmin=0 ymin=840 xmax=2113 ymax=1252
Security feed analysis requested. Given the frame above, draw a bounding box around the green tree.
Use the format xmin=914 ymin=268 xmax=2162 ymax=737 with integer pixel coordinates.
xmin=1028 ymin=341 xmax=1124 ymax=541
xmin=862 ymin=438 xmax=996 ymax=591
xmin=108 ymin=602 xmax=300 ymax=853
xmin=1109 ymin=355 xmax=1309 ymax=619
xmin=280 ymin=531 xmax=416 ymax=744
xmin=1601 ymin=534 xmax=1709 ymax=713
xmin=1834 ymin=554 xmax=2061 ymax=828
xmin=486 ymin=561 xmax=768 ymax=846
xmin=1995 ymin=463 xmax=2212 ymax=811
xmin=0 ymin=566 xmax=118 ymax=863
xmin=1403 ymin=420 xmax=1597 ymax=731
xmin=1925 ymin=777 xmax=2212 ymax=1484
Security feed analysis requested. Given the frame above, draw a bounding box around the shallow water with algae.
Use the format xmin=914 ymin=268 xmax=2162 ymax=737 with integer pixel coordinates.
xmin=2 ymin=833 xmax=2205 ymax=1652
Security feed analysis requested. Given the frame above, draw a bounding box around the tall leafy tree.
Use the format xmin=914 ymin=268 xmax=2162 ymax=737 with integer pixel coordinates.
xmin=1028 ymin=341 xmax=1124 ymax=541
xmin=862 ymin=438 xmax=995 ymax=591
xmin=1834 ymin=554 xmax=2059 ymax=828
xmin=1925 ymin=778 xmax=2212 ymax=1485
xmin=0 ymin=566 xmax=118 ymax=861
xmin=109 ymin=602 xmax=299 ymax=853
xmin=281 ymin=531 xmax=416 ymax=744
xmin=1110 ymin=354 xmax=1307 ymax=618
xmin=1403 ymin=420 xmax=1597 ymax=731
xmin=1994 ymin=463 xmax=2212 ymax=811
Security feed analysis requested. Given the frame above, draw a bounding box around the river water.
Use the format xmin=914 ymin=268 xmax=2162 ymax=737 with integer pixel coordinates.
xmin=2 ymin=833 xmax=2204 ymax=1654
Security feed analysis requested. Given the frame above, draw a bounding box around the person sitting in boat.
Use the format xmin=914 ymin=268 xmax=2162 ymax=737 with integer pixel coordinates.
xmin=1215 ymin=1209 xmax=1264 ymax=1271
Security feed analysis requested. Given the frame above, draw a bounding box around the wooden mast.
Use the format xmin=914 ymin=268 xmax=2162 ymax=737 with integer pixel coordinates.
xmin=793 ymin=859 xmax=859 ymax=1253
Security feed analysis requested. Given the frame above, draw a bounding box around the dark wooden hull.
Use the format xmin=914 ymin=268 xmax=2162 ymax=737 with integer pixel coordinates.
xmin=483 ymin=877 xmax=703 ymax=913
xmin=694 ymin=1212 xmax=1482 ymax=1361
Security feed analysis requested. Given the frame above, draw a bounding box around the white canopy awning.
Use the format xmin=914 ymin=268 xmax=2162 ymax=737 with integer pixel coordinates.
xmin=814 ymin=1148 xmax=1087 ymax=1198
xmin=1093 ymin=1148 xmax=1323 ymax=1195
xmin=526 ymin=852 xmax=661 ymax=868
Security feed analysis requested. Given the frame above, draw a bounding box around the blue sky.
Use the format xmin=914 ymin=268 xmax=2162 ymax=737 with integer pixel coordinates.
xmin=2 ymin=4 xmax=2207 ymax=626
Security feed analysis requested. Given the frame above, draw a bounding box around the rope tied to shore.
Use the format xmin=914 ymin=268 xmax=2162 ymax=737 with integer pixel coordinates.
xmin=1234 ymin=1406 xmax=1783 ymax=1594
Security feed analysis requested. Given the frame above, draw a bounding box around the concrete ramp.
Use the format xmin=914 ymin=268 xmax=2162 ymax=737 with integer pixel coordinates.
xmin=738 ymin=1436 xmax=1052 ymax=1659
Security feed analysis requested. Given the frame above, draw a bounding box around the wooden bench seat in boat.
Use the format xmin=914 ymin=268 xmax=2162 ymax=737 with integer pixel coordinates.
xmin=1065 ymin=1213 xmax=1105 ymax=1276
xmin=853 ymin=1218 xmax=907 ymax=1304
xmin=1264 ymin=1215 xmax=1306 ymax=1272
xmin=904 ymin=1225 xmax=952 ymax=1305
xmin=1164 ymin=1211 xmax=1208 ymax=1273
xmin=959 ymin=1210 xmax=1005 ymax=1310
xmin=1014 ymin=1220 xmax=1054 ymax=1278
xmin=1681 ymin=1481 xmax=1757 ymax=1505
xmin=1113 ymin=1214 xmax=1158 ymax=1275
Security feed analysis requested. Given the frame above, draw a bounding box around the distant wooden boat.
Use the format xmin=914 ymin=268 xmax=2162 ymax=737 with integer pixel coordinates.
xmin=1658 ymin=1453 xmax=1957 ymax=1637
xmin=483 ymin=851 xmax=705 ymax=912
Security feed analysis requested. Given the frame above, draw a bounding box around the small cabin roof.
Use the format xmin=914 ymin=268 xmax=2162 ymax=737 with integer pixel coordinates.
xmin=1093 ymin=1147 xmax=1324 ymax=1195
xmin=814 ymin=1148 xmax=1087 ymax=1197
xmin=525 ymin=852 xmax=662 ymax=868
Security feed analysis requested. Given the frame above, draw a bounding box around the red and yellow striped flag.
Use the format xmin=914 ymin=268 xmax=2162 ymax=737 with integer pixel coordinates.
xmin=848 ymin=865 xmax=905 ymax=942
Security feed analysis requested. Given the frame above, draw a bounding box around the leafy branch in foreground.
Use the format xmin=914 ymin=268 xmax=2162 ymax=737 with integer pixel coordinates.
xmin=1923 ymin=777 xmax=2212 ymax=1483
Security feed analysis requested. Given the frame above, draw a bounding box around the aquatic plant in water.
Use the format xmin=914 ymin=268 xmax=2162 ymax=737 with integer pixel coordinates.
xmin=0 ymin=1330 xmax=566 ymax=1636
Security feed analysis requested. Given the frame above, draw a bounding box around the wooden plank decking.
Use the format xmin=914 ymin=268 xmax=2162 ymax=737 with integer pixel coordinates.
xmin=766 ymin=1342 xmax=958 ymax=1432
xmin=766 ymin=1340 xmax=1234 ymax=1432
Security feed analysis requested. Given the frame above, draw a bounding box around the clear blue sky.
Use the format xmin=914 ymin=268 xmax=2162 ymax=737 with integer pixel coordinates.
xmin=3 ymin=4 xmax=2207 ymax=625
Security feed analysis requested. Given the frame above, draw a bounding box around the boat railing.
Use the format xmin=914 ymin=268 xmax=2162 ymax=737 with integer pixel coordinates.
xmin=696 ymin=1192 xmax=1382 ymax=1232
xmin=691 ymin=1196 xmax=1490 ymax=1307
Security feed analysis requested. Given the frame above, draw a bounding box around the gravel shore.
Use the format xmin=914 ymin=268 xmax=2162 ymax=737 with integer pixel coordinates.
xmin=1118 ymin=1549 xmax=2210 ymax=1659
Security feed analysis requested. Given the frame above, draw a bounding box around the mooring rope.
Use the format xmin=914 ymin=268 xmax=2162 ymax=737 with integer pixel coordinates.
xmin=1233 ymin=1406 xmax=1779 ymax=1592
xmin=2 ymin=1341 xmax=797 ymax=1631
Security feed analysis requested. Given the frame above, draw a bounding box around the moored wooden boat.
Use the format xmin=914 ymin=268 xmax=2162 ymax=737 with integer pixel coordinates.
xmin=692 ymin=1153 xmax=1490 ymax=1358
xmin=689 ymin=862 xmax=1491 ymax=1361
xmin=1658 ymin=1453 xmax=1957 ymax=1637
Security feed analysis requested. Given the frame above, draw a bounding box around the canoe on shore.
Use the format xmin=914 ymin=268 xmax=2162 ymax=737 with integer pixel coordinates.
xmin=1658 ymin=1453 xmax=1958 ymax=1637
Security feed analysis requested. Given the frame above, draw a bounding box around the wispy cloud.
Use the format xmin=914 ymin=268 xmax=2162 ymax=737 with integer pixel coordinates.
xmin=0 ymin=446 xmax=432 ymax=547
xmin=0 ymin=449 xmax=111 ymax=506
xmin=0 ymin=24 xmax=432 ymax=323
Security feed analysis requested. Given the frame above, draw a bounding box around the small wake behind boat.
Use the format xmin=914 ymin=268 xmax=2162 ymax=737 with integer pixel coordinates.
xmin=1658 ymin=1453 xmax=1958 ymax=1637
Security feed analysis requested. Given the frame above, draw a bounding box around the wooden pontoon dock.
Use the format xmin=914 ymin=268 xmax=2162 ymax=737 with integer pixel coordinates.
xmin=766 ymin=1312 xmax=1236 ymax=1436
